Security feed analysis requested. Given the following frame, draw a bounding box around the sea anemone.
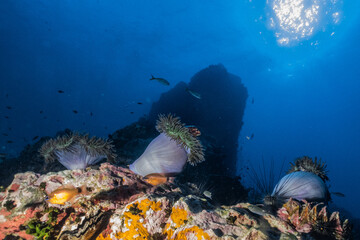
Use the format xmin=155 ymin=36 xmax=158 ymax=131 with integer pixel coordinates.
xmin=265 ymin=171 xmax=330 ymax=207
xmin=155 ymin=114 xmax=204 ymax=165
xmin=288 ymin=156 xmax=329 ymax=182
xmin=39 ymin=133 xmax=116 ymax=170
xmin=263 ymin=156 xmax=330 ymax=207
xmin=129 ymin=114 xmax=204 ymax=177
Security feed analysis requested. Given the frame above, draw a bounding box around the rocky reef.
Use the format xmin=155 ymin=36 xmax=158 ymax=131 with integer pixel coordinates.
xmin=0 ymin=163 xmax=353 ymax=240
xmin=148 ymin=64 xmax=248 ymax=177
xmin=0 ymin=64 xmax=356 ymax=239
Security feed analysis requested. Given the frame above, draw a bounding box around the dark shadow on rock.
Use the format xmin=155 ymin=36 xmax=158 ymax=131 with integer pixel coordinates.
xmin=108 ymin=117 xmax=157 ymax=166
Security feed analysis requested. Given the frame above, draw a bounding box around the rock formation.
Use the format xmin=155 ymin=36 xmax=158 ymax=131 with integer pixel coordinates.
xmin=149 ymin=64 xmax=248 ymax=177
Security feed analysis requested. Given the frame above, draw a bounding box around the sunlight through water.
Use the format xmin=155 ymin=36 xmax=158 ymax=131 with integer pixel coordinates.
xmin=267 ymin=0 xmax=342 ymax=46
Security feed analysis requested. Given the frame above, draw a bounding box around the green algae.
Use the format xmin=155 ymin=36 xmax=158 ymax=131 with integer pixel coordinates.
xmin=25 ymin=207 xmax=62 ymax=240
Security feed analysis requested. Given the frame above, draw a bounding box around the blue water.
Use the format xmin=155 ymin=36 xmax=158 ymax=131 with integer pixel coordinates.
xmin=1 ymin=0 xmax=360 ymax=218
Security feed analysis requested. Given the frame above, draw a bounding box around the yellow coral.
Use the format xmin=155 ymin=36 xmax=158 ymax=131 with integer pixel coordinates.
xmin=96 ymin=233 xmax=112 ymax=240
xmin=163 ymin=207 xmax=188 ymax=237
xmin=175 ymin=226 xmax=210 ymax=240
xmin=115 ymin=199 xmax=162 ymax=239
xmin=170 ymin=207 xmax=188 ymax=227
xmin=163 ymin=206 xmax=209 ymax=239
xmin=138 ymin=198 xmax=162 ymax=213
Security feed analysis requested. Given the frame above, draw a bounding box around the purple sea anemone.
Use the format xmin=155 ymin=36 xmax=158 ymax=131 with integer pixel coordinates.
xmin=39 ymin=133 xmax=116 ymax=170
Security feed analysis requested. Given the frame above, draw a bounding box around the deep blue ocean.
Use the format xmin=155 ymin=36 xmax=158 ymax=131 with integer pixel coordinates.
xmin=1 ymin=0 xmax=360 ymax=219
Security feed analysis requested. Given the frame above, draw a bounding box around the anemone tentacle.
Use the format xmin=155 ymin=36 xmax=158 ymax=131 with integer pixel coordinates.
xmin=156 ymin=113 xmax=204 ymax=165
xmin=39 ymin=132 xmax=116 ymax=169
xmin=288 ymin=156 xmax=329 ymax=182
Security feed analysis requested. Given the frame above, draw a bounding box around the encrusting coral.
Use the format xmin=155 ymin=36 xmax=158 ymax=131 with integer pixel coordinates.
xmin=39 ymin=132 xmax=116 ymax=170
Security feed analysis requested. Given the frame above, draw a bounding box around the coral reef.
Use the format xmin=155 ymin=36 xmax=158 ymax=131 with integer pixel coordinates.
xmin=0 ymin=163 xmax=353 ymax=239
xmin=39 ymin=132 xmax=116 ymax=170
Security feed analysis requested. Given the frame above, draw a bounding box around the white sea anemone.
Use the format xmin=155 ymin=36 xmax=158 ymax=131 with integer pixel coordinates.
xmin=265 ymin=171 xmax=330 ymax=206
xmin=129 ymin=114 xmax=204 ymax=177
xmin=129 ymin=133 xmax=188 ymax=176
xmin=55 ymin=143 xmax=106 ymax=170
xmin=39 ymin=133 xmax=116 ymax=170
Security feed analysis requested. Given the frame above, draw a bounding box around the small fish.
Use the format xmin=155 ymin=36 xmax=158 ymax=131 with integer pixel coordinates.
xmin=32 ymin=136 xmax=39 ymax=141
xmin=40 ymin=110 xmax=43 ymax=114
xmin=246 ymin=134 xmax=254 ymax=140
xmin=43 ymin=116 xmax=47 ymax=119
xmin=150 ymin=75 xmax=170 ymax=86
xmin=2 ymin=133 xmax=8 ymax=136
xmin=247 ymin=205 xmax=269 ymax=216
xmin=186 ymin=88 xmax=201 ymax=99
xmin=58 ymin=90 xmax=64 ymax=93
xmin=251 ymin=98 xmax=254 ymax=104
xmin=6 ymin=106 xmax=12 ymax=110
xmin=186 ymin=125 xmax=201 ymax=137
xmin=82 ymin=122 xmax=85 ymax=126
xmin=137 ymin=102 xmax=143 ymax=105
xmin=203 ymin=190 xmax=212 ymax=199
xmin=46 ymin=185 xmax=88 ymax=205
xmin=90 ymin=112 xmax=93 ymax=116
xmin=332 ymin=192 xmax=345 ymax=197
xmin=130 ymin=112 xmax=134 ymax=114
xmin=73 ymin=110 xmax=78 ymax=114
xmin=144 ymin=173 xmax=177 ymax=186
xmin=7 ymin=141 xmax=13 ymax=143
xmin=4 ymin=116 xmax=9 ymax=119
xmin=5 ymin=94 xmax=8 ymax=98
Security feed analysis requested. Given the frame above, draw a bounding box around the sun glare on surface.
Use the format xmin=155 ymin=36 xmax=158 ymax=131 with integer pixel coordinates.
xmin=267 ymin=0 xmax=342 ymax=46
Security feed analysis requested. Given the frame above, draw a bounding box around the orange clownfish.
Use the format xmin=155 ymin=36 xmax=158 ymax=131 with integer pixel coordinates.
xmin=46 ymin=185 xmax=88 ymax=205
